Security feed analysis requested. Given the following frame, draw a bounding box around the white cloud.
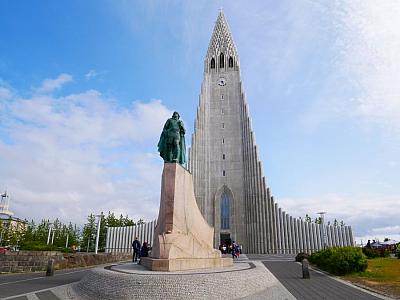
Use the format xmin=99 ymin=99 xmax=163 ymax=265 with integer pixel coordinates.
xmin=0 ymin=76 xmax=172 ymax=225
xmin=279 ymin=193 xmax=400 ymax=243
xmin=0 ymin=87 xmax=12 ymax=100
xmin=85 ymin=70 xmax=98 ymax=79
xmin=303 ymin=1 xmax=400 ymax=133
xmin=36 ymin=73 xmax=73 ymax=94
xmin=371 ymin=225 xmax=400 ymax=236
xmin=336 ymin=1 xmax=400 ymax=123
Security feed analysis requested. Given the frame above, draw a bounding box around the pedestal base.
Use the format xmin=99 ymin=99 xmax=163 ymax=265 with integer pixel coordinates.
xmin=140 ymin=257 xmax=233 ymax=271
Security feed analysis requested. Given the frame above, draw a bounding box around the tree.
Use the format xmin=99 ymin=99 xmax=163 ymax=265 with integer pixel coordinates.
xmin=81 ymin=214 xmax=96 ymax=252
xmin=305 ymin=214 xmax=312 ymax=223
xmin=314 ymin=217 xmax=323 ymax=224
xmin=0 ymin=219 xmax=4 ymax=245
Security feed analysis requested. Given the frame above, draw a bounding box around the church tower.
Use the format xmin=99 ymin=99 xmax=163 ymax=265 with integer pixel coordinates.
xmin=188 ymin=11 xmax=354 ymax=253
xmin=188 ymin=11 xmax=246 ymax=249
xmin=104 ymin=11 xmax=355 ymax=255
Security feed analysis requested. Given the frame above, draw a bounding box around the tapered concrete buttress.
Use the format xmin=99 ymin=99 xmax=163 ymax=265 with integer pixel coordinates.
xmin=141 ymin=163 xmax=232 ymax=271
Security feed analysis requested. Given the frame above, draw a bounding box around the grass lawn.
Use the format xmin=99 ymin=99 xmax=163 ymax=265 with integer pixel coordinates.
xmin=343 ymin=257 xmax=400 ymax=298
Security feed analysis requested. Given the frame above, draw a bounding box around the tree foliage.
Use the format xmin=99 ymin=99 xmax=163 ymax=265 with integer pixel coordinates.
xmin=80 ymin=211 xmax=136 ymax=252
xmin=1 ymin=211 xmax=139 ymax=253
xmin=302 ymin=215 xmax=345 ymax=226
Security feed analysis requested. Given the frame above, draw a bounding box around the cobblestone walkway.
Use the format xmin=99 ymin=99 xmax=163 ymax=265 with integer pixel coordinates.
xmin=263 ymin=261 xmax=387 ymax=300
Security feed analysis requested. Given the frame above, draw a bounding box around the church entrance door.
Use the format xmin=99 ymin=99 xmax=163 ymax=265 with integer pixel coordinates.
xmin=220 ymin=233 xmax=231 ymax=254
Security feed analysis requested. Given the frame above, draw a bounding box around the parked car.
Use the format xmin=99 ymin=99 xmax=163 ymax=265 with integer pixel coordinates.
xmin=0 ymin=246 xmax=9 ymax=252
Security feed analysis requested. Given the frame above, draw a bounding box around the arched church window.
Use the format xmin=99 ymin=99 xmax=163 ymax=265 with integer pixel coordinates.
xmin=229 ymin=56 xmax=234 ymax=68
xmin=210 ymin=58 xmax=215 ymax=69
xmin=219 ymin=53 xmax=224 ymax=68
xmin=221 ymin=192 xmax=230 ymax=229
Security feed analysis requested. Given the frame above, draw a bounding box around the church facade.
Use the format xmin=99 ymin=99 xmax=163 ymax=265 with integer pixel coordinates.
xmin=105 ymin=12 xmax=354 ymax=255
xmin=188 ymin=12 xmax=354 ymax=253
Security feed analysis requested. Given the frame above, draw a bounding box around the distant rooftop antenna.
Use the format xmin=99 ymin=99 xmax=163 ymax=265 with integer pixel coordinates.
xmin=0 ymin=191 xmax=14 ymax=217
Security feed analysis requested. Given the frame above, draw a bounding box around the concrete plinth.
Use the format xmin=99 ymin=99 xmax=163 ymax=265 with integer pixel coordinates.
xmin=67 ymin=261 xmax=296 ymax=300
xmin=140 ymin=257 xmax=232 ymax=272
xmin=148 ymin=163 xmax=232 ymax=271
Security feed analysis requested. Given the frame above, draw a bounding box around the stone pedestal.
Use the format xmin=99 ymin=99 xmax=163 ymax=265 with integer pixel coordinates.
xmin=141 ymin=163 xmax=232 ymax=271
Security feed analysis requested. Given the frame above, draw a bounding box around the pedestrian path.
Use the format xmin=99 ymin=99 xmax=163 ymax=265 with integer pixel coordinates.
xmin=263 ymin=261 xmax=387 ymax=300
xmin=3 ymin=290 xmax=61 ymax=300
xmin=247 ymin=253 xmax=296 ymax=261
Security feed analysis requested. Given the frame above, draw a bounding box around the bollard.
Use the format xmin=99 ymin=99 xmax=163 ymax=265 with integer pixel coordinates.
xmin=46 ymin=259 xmax=54 ymax=276
xmin=302 ymin=259 xmax=310 ymax=279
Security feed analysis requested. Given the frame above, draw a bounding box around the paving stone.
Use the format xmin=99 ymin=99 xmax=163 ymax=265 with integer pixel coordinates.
xmin=70 ymin=261 xmax=291 ymax=300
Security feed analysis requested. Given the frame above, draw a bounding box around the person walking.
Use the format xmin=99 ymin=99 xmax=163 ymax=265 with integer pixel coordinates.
xmin=132 ymin=237 xmax=141 ymax=263
xmin=231 ymin=241 xmax=238 ymax=259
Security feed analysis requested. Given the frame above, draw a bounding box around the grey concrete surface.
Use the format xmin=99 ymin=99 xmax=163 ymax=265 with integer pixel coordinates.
xmin=60 ymin=260 xmax=294 ymax=300
xmin=263 ymin=261 xmax=390 ymax=300
xmin=3 ymin=257 xmax=393 ymax=300
xmin=0 ymin=268 xmax=91 ymax=299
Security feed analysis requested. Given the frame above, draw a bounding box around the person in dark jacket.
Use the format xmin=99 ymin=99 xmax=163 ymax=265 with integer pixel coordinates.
xmin=132 ymin=237 xmax=141 ymax=262
xmin=231 ymin=241 xmax=238 ymax=259
xmin=140 ymin=242 xmax=150 ymax=258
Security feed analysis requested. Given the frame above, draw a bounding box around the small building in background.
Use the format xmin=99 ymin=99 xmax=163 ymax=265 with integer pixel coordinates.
xmin=0 ymin=191 xmax=27 ymax=246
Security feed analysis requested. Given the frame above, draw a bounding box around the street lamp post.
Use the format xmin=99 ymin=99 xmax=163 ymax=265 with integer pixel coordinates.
xmin=65 ymin=233 xmax=69 ymax=248
xmin=86 ymin=237 xmax=90 ymax=253
xmin=317 ymin=212 xmax=327 ymax=249
xmin=95 ymin=214 xmax=102 ymax=254
xmin=51 ymin=228 xmax=55 ymax=245
xmin=47 ymin=223 xmax=53 ymax=245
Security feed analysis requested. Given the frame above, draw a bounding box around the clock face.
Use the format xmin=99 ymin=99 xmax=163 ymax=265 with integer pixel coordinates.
xmin=218 ymin=78 xmax=226 ymax=86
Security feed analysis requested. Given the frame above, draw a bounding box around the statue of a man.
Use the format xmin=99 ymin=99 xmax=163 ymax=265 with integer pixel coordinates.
xmin=157 ymin=111 xmax=186 ymax=165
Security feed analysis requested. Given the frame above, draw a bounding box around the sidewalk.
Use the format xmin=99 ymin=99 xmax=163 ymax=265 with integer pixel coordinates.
xmin=262 ymin=261 xmax=390 ymax=300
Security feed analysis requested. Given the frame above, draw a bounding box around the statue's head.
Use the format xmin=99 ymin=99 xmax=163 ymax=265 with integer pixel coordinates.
xmin=172 ymin=111 xmax=180 ymax=119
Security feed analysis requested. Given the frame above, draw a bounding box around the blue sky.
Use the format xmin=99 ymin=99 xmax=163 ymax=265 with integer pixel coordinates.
xmin=0 ymin=1 xmax=399 ymax=243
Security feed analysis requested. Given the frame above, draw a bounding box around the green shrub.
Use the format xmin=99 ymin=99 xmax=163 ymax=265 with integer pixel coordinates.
xmin=362 ymin=247 xmax=390 ymax=258
xmin=19 ymin=241 xmax=59 ymax=251
xmin=362 ymin=247 xmax=380 ymax=258
xmin=309 ymin=247 xmax=367 ymax=275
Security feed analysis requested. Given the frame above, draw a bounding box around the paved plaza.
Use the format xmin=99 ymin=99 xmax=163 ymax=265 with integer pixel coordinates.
xmin=1 ymin=255 xmax=393 ymax=300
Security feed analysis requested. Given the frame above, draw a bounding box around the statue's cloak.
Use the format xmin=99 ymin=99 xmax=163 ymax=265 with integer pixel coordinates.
xmin=157 ymin=118 xmax=186 ymax=165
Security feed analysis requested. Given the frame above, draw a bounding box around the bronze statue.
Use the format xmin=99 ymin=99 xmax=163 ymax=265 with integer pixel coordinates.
xmin=158 ymin=112 xmax=186 ymax=165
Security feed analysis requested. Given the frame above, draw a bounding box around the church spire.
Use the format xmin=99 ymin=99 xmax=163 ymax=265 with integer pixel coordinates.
xmin=205 ymin=11 xmax=239 ymax=72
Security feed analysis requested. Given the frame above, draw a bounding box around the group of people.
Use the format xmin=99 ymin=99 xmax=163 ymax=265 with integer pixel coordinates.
xmin=131 ymin=237 xmax=151 ymax=263
xmin=219 ymin=241 xmax=242 ymax=259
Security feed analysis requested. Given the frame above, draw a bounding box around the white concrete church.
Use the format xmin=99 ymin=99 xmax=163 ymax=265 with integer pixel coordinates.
xmin=105 ymin=12 xmax=354 ymax=254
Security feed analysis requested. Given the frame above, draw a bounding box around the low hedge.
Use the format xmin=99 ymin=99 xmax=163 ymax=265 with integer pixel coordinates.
xmin=309 ymin=247 xmax=367 ymax=275
xmin=362 ymin=247 xmax=390 ymax=259
xmin=19 ymin=241 xmax=59 ymax=251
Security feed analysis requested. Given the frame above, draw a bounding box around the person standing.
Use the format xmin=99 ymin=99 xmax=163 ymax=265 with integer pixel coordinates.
xmin=231 ymin=241 xmax=238 ymax=259
xmin=132 ymin=237 xmax=141 ymax=263
xmin=140 ymin=242 xmax=151 ymax=258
